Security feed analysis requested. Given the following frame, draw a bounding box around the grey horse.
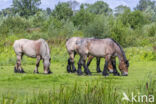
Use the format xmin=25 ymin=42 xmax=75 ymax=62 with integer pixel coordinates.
xmin=76 ymin=38 xmax=129 ymax=76
xmin=13 ymin=38 xmax=52 ymax=74
xmin=66 ymin=37 xmax=120 ymax=75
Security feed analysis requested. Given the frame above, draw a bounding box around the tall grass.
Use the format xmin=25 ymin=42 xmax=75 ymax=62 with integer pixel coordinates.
xmin=1 ymin=77 xmax=155 ymax=104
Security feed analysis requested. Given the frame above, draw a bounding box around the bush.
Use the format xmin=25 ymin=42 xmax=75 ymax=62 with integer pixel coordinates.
xmin=83 ymin=15 xmax=110 ymax=38
xmin=28 ymin=11 xmax=49 ymax=29
xmin=126 ymin=46 xmax=156 ymax=62
xmin=48 ymin=19 xmax=77 ymax=38
xmin=143 ymin=22 xmax=156 ymax=37
xmin=0 ymin=15 xmax=31 ymax=35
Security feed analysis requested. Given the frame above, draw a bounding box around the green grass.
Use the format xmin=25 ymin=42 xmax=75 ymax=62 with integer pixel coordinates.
xmin=0 ymin=37 xmax=156 ymax=103
xmin=0 ymin=61 xmax=156 ymax=104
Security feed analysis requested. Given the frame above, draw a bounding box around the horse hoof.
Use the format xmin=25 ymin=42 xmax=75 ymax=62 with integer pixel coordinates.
xmin=96 ymin=68 xmax=101 ymax=73
xmin=20 ymin=70 xmax=25 ymax=73
xmin=87 ymin=73 xmax=92 ymax=76
xmin=86 ymin=71 xmax=91 ymax=75
xmin=72 ymin=69 xmax=77 ymax=73
xmin=102 ymin=73 xmax=109 ymax=76
xmin=114 ymin=73 xmax=120 ymax=76
xmin=14 ymin=67 xmax=19 ymax=73
xmin=97 ymin=70 xmax=101 ymax=73
xmin=34 ymin=71 xmax=39 ymax=74
xmin=77 ymin=72 xmax=83 ymax=76
xmin=48 ymin=71 xmax=52 ymax=74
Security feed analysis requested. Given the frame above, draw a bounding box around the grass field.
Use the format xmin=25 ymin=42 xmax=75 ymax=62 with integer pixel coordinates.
xmin=0 ymin=39 xmax=156 ymax=104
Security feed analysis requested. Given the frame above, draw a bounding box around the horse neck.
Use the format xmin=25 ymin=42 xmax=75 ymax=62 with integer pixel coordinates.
xmin=41 ymin=40 xmax=50 ymax=58
xmin=115 ymin=44 xmax=126 ymax=63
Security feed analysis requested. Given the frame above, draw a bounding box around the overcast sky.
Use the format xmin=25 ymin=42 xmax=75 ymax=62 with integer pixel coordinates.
xmin=0 ymin=0 xmax=149 ymax=10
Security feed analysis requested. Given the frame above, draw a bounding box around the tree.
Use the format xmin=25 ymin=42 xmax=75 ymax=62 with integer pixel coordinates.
xmin=0 ymin=8 xmax=13 ymax=16
xmin=12 ymin=0 xmax=41 ymax=17
xmin=86 ymin=1 xmax=112 ymax=15
xmin=67 ymin=0 xmax=80 ymax=11
xmin=84 ymin=15 xmax=111 ymax=38
xmin=46 ymin=8 xmax=51 ymax=15
xmin=72 ymin=4 xmax=95 ymax=28
xmin=51 ymin=2 xmax=73 ymax=21
xmin=114 ymin=5 xmax=130 ymax=16
xmin=119 ymin=10 xmax=148 ymax=29
xmin=135 ymin=0 xmax=155 ymax=11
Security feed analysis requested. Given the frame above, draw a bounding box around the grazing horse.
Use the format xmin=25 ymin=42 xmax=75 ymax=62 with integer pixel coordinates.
xmin=13 ymin=39 xmax=52 ymax=74
xmin=66 ymin=37 xmax=119 ymax=75
xmin=76 ymin=38 xmax=129 ymax=76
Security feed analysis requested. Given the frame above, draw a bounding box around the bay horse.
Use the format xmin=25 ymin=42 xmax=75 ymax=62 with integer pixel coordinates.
xmin=66 ymin=37 xmax=120 ymax=75
xmin=76 ymin=38 xmax=129 ymax=76
xmin=13 ymin=39 xmax=52 ymax=74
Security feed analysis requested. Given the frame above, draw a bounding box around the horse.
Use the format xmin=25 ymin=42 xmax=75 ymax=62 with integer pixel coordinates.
xmin=75 ymin=38 xmax=129 ymax=76
xmin=66 ymin=37 xmax=120 ymax=75
xmin=13 ymin=38 xmax=52 ymax=74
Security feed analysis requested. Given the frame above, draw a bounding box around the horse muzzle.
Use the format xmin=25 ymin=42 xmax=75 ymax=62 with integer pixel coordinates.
xmin=122 ymin=72 xmax=128 ymax=76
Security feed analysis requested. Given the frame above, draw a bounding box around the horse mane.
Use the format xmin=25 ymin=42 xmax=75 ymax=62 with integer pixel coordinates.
xmin=110 ymin=38 xmax=128 ymax=63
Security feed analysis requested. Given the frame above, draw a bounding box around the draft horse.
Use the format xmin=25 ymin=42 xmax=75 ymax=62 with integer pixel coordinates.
xmin=66 ymin=37 xmax=120 ymax=75
xmin=13 ymin=39 xmax=52 ymax=74
xmin=76 ymin=38 xmax=129 ymax=76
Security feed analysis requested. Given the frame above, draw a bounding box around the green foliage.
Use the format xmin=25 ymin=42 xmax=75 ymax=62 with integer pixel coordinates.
xmin=28 ymin=11 xmax=49 ymax=28
xmin=12 ymin=0 xmax=41 ymax=17
xmin=128 ymin=10 xmax=148 ymax=29
xmin=0 ymin=16 xmax=30 ymax=35
xmin=51 ymin=2 xmax=73 ymax=21
xmin=72 ymin=6 xmax=95 ymax=28
xmin=109 ymin=19 xmax=133 ymax=46
xmin=135 ymin=0 xmax=155 ymax=11
xmin=126 ymin=46 xmax=156 ymax=61
xmin=83 ymin=15 xmax=110 ymax=38
xmin=86 ymin=1 xmax=112 ymax=15
xmin=0 ymin=8 xmax=13 ymax=16
xmin=114 ymin=5 xmax=130 ymax=16
xmin=48 ymin=19 xmax=78 ymax=38
xmin=143 ymin=23 xmax=156 ymax=36
xmin=119 ymin=10 xmax=148 ymax=29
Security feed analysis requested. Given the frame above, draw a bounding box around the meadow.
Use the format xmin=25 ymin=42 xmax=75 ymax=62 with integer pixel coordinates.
xmin=0 ymin=36 xmax=156 ymax=104
xmin=0 ymin=0 xmax=156 ymax=103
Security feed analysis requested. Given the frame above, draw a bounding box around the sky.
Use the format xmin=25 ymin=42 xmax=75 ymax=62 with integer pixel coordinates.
xmin=0 ymin=0 xmax=147 ymax=11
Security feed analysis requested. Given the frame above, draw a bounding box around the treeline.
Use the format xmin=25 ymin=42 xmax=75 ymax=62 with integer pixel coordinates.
xmin=0 ymin=0 xmax=156 ymax=47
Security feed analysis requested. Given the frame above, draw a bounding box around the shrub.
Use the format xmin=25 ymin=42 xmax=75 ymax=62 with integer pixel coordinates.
xmin=143 ymin=22 xmax=156 ymax=37
xmin=48 ymin=19 xmax=77 ymax=38
xmin=83 ymin=15 xmax=110 ymax=38
xmin=0 ymin=15 xmax=30 ymax=35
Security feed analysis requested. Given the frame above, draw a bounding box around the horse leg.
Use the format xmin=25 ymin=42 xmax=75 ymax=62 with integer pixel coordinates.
xmin=14 ymin=55 xmax=19 ymax=73
xmin=83 ymin=56 xmax=91 ymax=75
xmin=96 ymin=58 xmax=101 ymax=73
xmin=77 ymin=57 xmax=83 ymax=75
xmin=34 ymin=56 xmax=40 ymax=73
xmin=15 ymin=55 xmax=24 ymax=73
xmin=71 ymin=51 xmax=76 ymax=72
xmin=87 ymin=55 xmax=93 ymax=67
xmin=111 ymin=58 xmax=120 ymax=76
xmin=70 ymin=52 xmax=76 ymax=73
xmin=102 ymin=56 xmax=110 ymax=76
xmin=67 ymin=58 xmax=72 ymax=73
xmin=108 ymin=60 xmax=113 ymax=73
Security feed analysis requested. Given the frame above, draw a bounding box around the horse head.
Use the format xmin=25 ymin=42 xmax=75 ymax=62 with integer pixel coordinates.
xmin=43 ymin=56 xmax=51 ymax=74
xmin=119 ymin=60 xmax=129 ymax=76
